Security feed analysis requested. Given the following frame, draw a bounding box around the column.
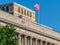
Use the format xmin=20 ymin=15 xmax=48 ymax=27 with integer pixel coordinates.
xmin=45 ymin=41 xmax=47 ymax=45
xmin=37 ymin=40 xmax=41 ymax=45
xmin=36 ymin=39 xmax=37 ymax=45
xmin=26 ymin=10 xmax=27 ymax=16
xmin=50 ymin=43 xmax=52 ymax=45
xmin=23 ymin=9 xmax=24 ymax=15
xmin=18 ymin=34 xmax=21 ymax=45
xmin=29 ymin=11 xmax=30 ymax=18
xmin=25 ymin=36 xmax=27 ymax=45
xmin=30 ymin=37 xmax=32 ymax=45
xmin=40 ymin=40 xmax=42 ymax=45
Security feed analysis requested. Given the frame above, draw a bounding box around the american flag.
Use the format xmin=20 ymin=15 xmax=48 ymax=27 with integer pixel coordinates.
xmin=34 ymin=3 xmax=39 ymax=10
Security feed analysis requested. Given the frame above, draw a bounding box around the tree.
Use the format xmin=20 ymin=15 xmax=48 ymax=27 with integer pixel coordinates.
xmin=0 ymin=24 xmax=18 ymax=45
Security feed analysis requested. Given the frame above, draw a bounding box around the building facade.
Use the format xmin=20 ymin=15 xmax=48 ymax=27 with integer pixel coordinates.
xmin=0 ymin=2 xmax=60 ymax=45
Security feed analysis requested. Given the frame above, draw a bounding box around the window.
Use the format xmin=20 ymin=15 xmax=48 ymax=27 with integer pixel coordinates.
xmin=2 ymin=7 xmax=4 ymax=10
xmin=18 ymin=7 xmax=20 ymax=13
xmin=24 ymin=10 xmax=26 ymax=15
xmin=6 ymin=6 xmax=9 ymax=12
xmin=21 ymin=8 xmax=23 ymax=14
xmin=27 ymin=11 xmax=29 ymax=16
xmin=30 ymin=12 xmax=32 ymax=18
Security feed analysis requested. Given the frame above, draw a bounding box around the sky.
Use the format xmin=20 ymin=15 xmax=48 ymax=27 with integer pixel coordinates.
xmin=0 ymin=0 xmax=60 ymax=32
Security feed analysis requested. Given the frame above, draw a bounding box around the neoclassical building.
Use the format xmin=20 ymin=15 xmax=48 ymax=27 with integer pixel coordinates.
xmin=0 ymin=2 xmax=60 ymax=45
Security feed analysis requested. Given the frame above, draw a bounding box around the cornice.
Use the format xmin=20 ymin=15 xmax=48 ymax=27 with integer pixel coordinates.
xmin=0 ymin=10 xmax=60 ymax=41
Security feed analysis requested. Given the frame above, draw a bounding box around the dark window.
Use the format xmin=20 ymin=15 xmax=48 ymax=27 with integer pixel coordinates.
xmin=24 ymin=10 xmax=26 ymax=15
xmin=2 ymin=7 xmax=4 ymax=10
xmin=21 ymin=8 xmax=23 ymax=14
xmin=6 ymin=6 xmax=9 ymax=12
xmin=18 ymin=7 xmax=20 ymax=13
xmin=27 ymin=11 xmax=29 ymax=16
xmin=30 ymin=12 xmax=32 ymax=18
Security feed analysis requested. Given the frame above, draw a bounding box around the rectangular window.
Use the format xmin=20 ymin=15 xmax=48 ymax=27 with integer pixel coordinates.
xmin=21 ymin=8 xmax=23 ymax=14
xmin=24 ymin=10 xmax=26 ymax=15
xmin=27 ymin=11 xmax=29 ymax=16
xmin=30 ymin=12 xmax=32 ymax=18
xmin=18 ymin=7 xmax=20 ymax=13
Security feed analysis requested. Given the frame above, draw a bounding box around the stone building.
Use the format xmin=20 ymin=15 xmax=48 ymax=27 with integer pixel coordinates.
xmin=0 ymin=2 xmax=60 ymax=45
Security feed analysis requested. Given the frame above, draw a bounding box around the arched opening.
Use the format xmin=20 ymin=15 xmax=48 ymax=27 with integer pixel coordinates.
xmin=37 ymin=39 xmax=41 ymax=45
xmin=42 ymin=41 xmax=46 ymax=45
xmin=52 ymin=44 xmax=55 ymax=45
xmin=27 ymin=36 xmax=30 ymax=45
xmin=21 ymin=34 xmax=25 ymax=45
xmin=32 ymin=38 xmax=36 ymax=45
xmin=47 ymin=42 xmax=50 ymax=45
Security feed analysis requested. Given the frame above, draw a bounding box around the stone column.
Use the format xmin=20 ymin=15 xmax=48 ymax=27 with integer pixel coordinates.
xmin=23 ymin=8 xmax=24 ymax=15
xmin=25 ymin=35 xmax=27 ymax=45
xmin=26 ymin=10 xmax=27 ymax=16
xmin=50 ymin=43 xmax=52 ymax=45
xmin=30 ymin=37 xmax=32 ymax=45
xmin=40 ymin=40 xmax=42 ymax=45
xmin=36 ymin=39 xmax=37 ymax=45
xmin=29 ymin=12 xmax=30 ymax=18
xmin=45 ymin=41 xmax=47 ymax=45
xmin=50 ymin=43 xmax=51 ymax=45
xmin=18 ymin=34 xmax=21 ymax=45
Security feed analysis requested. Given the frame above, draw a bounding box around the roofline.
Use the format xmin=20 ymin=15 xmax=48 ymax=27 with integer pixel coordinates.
xmin=35 ymin=22 xmax=53 ymax=29
xmin=35 ymin=22 xmax=60 ymax=33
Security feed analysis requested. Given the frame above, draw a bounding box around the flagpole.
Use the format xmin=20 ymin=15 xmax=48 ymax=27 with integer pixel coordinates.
xmin=38 ymin=0 xmax=40 ymax=23
xmin=34 ymin=0 xmax=40 ymax=24
xmin=37 ymin=0 xmax=40 ymax=24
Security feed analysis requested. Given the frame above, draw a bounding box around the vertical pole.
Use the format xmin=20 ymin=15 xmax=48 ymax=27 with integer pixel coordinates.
xmin=35 ymin=0 xmax=40 ymax=24
xmin=38 ymin=0 xmax=40 ymax=23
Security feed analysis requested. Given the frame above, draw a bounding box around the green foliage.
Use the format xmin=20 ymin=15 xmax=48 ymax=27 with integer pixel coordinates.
xmin=0 ymin=24 xmax=18 ymax=45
